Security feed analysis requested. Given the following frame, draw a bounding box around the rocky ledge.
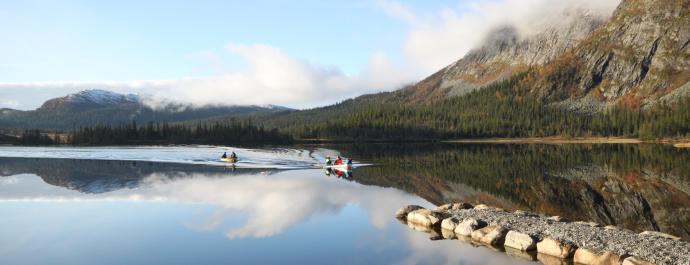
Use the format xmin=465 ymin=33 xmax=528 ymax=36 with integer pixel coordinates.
xmin=395 ymin=203 xmax=690 ymax=265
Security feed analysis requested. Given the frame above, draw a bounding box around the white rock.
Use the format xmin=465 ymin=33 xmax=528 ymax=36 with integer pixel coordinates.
xmin=504 ymin=230 xmax=536 ymax=251
xmin=406 ymin=209 xmax=447 ymax=228
xmin=454 ymin=218 xmax=486 ymax=236
xmin=537 ymin=237 xmax=576 ymax=259
xmin=639 ymin=230 xmax=681 ymax=240
xmin=441 ymin=217 xmax=461 ymax=231
xmin=574 ymin=248 xmax=602 ymax=264
xmin=395 ymin=205 xmax=424 ymax=219
xmin=471 ymin=225 xmax=507 ymax=246
xmin=622 ymin=256 xmax=655 ymax=265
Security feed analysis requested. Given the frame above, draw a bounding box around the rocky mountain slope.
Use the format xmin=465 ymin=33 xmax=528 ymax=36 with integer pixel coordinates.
xmin=398 ymin=8 xmax=607 ymax=104
xmin=530 ymin=0 xmax=690 ymax=112
xmin=0 ymin=89 xmax=292 ymax=130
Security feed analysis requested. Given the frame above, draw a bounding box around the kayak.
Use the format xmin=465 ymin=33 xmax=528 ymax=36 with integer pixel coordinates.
xmin=324 ymin=164 xmax=351 ymax=170
xmin=220 ymin=157 xmax=238 ymax=163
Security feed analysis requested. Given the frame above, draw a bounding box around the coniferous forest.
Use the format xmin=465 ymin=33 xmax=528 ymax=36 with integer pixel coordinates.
xmin=7 ymin=73 xmax=690 ymax=145
xmin=272 ymin=74 xmax=690 ymax=141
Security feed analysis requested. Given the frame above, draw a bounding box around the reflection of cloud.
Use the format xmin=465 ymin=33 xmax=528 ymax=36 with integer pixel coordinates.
xmin=395 ymin=228 xmax=532 ymax=265
xmin=0 ymin=171 xmax=430 ymax=239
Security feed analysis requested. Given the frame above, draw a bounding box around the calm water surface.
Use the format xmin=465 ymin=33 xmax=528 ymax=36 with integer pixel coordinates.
xmin=1 ymin=144 xmax=689 ymax=265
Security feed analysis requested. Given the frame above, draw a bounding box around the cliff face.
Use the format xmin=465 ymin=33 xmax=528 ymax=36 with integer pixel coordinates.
xmin=531 ymin=0 xmax=690 ymax=112
xmin=398 ymin=0 xmax=690 ymax=112
xmin=399 ymin=9 xmax=607 ymax=104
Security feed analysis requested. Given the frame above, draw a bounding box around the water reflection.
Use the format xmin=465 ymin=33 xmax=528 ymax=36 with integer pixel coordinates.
xmin=0 ymin=156 xmax=537 ymax=265
xmin=328 ymin=143 xmax=690 ymax=240
xmin=0 ymin=158 xmax=427 ymax=239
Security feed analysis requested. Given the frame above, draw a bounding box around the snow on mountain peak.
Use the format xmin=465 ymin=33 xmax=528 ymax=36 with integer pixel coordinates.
xmin=66 ymin=89 xmax=140 ymax=105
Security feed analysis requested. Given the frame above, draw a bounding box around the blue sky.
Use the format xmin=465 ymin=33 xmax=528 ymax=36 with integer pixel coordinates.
xmin=0 ymin=0 xmax=619 ymax=109
xmin=0 ymin=0 xmax=460 ymax=82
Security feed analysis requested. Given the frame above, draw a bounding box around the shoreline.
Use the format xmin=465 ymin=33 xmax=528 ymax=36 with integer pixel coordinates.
xmin=447 ymin=137 xmax=690 ymax=145
xmin=395 ymin=204 xmax=689 ymax=265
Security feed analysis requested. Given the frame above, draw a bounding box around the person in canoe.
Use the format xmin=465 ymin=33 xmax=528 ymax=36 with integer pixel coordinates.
xmin=230 ymin=152 xmax=237 ymax=161
xmin=222 ymin=152 xmax=228 ymax=159
xmin=335 ymin=156 xmax=343 ymax=165
xmin=347 ymin=158 xmax=353 ymax=165
xmin=325 ymin=156 xmax=332 ymax=166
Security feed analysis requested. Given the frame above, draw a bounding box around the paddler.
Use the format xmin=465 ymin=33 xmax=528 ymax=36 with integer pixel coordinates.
xmin=325 ymin=156 xmax=332 ymax=165
xmin=230 ymin=152 xmax=237 ymax=160
xmin=222 ymin=152 xmax=227 ymax=159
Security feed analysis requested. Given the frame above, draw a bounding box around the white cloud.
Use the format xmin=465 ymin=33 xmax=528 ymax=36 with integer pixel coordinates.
xmin=0 ymin=43 xmax=414 ymax=110
xmin=0 ymin=0 xmax=620 ymax=110
xmin=380 ymin=0 xmax=620 ymax=74
xmin=0 ymin=171 xmax=431 ymax=239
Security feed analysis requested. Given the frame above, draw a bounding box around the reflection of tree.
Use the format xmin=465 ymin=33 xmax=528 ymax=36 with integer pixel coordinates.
xmin=340 ymin=143 xmax=690 ymax=240
xmin=0 ymin=157 xmax=274 ymax=193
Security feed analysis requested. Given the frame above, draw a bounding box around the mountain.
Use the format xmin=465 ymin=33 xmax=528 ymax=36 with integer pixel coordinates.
xmin=0 ymin=89 xmax=292 ymax=130
xmin=398 ymin=8 xmax=607 ymax=104
xmin=529 ymin=0 xmax=690 ymax=112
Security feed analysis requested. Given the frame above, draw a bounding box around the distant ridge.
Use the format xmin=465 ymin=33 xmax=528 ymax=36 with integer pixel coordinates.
xmin=0 ymin=89 xmax=293 ymax=130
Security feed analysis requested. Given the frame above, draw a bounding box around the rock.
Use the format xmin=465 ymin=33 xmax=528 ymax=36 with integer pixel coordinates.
xmin=454 ymin=218 xmax=487 ymax=236
xmin=504 ymin=230 xmax=537 ymax=251
xmin=395 ymin=205 xmax=424 ymax=219
xmin=474 ymin=204 xmax=490 ymax=210
xmin=591 ymin=252 xmax=622 ymax=265
xmin=451 ymin=202 xmax=473 ymax=210
xmin=622 ymin=256 xmax=655 ymax=265
xmin=573 ymin=221 xmax=601 ymax=227
xmin=406 ymin=209 xmax=448 ymax=228
xmin=547 ymin=216 xmax=564 ymax=222
xmin=574 ymin=248 xmax=602 ymax=264
xmin=537 ymin=252 xmax=571 ymax=265
xmin=537 ymin=237 xmax=576 ymax=259
xmin=441 ymin=217 xmax=461 ymax=231
xmin=639 ymin=231 xmax=681 ymax=241
xmin=505 ymin=246 xmax=537 ymax=261
xmin=440 ymin=228 xmax=457 ymax=239
xmin=407 ymin=221 xmax=431 ymax=233
xmin=434 ymin=203 xmax=453 ymax=212
xmin=471 ymin=225 xmax=507 ymax=246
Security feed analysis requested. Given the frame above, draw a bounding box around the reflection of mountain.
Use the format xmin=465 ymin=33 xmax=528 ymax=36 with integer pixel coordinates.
xmin=0 ymin=157 xmax=274 ymax=194
xmin=344 ymin=143 xmax=690 ymax=240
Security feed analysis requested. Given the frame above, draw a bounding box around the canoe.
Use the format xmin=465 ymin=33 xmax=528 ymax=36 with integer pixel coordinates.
xmin=324 ymin=164 xmax=351 ymax=170
xmin=220 ymin=157 xmax=238 ymax=163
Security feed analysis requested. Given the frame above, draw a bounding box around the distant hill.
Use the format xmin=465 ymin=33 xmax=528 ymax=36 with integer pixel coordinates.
xmin=0 ymin=89 xmax=292 ymax=130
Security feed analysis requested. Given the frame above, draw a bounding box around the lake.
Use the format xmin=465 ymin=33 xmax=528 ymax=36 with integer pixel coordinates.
xmin=0 ymin=144 xmax=688 ymax=265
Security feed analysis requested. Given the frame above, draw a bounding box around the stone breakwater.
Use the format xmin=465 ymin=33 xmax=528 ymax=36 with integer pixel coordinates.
xmin=395 ymin=204 xmax=690 ymax=265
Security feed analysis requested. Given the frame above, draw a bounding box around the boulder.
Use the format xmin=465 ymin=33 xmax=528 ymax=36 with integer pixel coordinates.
xmin=574 ymin=248 xmax=602 ymax=264
xmin=406 ymin=209 xmax=448 ymax=228
xmin=434 ymin=203 xmax=453 ymax=211
xmin=537 ymin=253 xmax=570 ymax=265
xmin=395 ymin=205 xmax=424 ymax=219
xmin=505 ymin=246 xmax=537 ymax=261
xmin=504 ymin=230 xmax=537 ymax=251
xmin=547 ymin=216 xmax=564 ymax=222
xmin=471 ymin=225 xmax=508 ymax=246
xmin=573 ymin=221 xmax=601 ymax=227
xmin=639 ymin=230 xmax=681 ymax=241
xmin=451 ymin=202 xmax=473 ymax=210
xmin=591 ymin=252 xmax=622 ymax=265
xmin=622 ymin=257 xmax=655 ymax=265
xmin=537 ymin=237 xmax=576 ymax=259
xmin=441 ymin=217 xmax=461 ymax=231
xmin=454 ymin=218 xmax=487 ymax=236
xmin=474 ymin=204 xmax=491 ymax=210
xmin=440 ymin=227 xmax=457 ymax=239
